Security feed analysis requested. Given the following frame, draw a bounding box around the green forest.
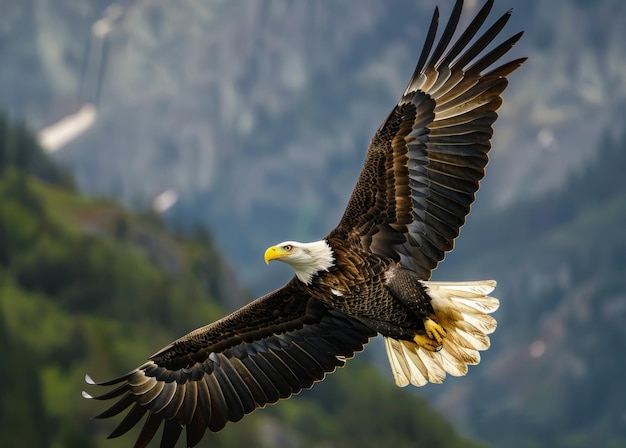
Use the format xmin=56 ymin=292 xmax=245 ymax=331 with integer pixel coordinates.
xmin=0 ymin=114 xmax=483 ymax=447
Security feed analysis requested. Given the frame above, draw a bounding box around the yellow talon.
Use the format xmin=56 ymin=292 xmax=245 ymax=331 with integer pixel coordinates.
xmin=413 ymin=333 xmax=443 ymax=352
xmin=413 ymin=318 xmax=446 ymax=352
xmin=424 ymin=317 xmax=446 ymax=343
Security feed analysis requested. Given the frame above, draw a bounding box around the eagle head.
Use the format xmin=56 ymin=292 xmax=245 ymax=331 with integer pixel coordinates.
xmin=264 ymin=240 xmax=334 ymax=285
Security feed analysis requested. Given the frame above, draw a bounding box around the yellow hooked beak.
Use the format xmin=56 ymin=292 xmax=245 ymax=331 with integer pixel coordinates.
xmin=264 ymin=245 xmax=290 ymax=264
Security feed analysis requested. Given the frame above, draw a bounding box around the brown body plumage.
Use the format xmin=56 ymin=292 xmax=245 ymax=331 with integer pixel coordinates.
xmin=84 ymin=1 xmax=525 ymax=446
xmin=311 ymin=238 xmax=433 ymax=340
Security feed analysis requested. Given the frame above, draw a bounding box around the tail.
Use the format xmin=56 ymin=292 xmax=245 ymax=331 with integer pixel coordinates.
xmin=384 ymin=280 xmax=499 ymax=387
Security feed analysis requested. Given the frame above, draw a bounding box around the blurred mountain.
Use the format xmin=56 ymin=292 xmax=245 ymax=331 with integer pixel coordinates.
xmin=422 ymin=130 xmax=626 ymax=447
xmin=2 ymin=2 xmax=626 ymax=446
xmin=2 ymin=0 xmax=626 ymax=286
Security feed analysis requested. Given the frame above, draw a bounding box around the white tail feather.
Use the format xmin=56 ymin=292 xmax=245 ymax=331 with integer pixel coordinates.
xmin=384 ymin=280 xmax=498 ymax=387
xmin=384 ymin=337 xmax=412 ymax=387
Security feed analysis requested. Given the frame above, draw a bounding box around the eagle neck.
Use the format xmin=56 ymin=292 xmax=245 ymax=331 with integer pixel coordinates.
xmin=293 ymin=239 xmax=335 ymax=285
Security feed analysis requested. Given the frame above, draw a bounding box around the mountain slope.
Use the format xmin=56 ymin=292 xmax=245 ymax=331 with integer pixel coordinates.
xmin=423 ymin=131 xmax=626 ymax=448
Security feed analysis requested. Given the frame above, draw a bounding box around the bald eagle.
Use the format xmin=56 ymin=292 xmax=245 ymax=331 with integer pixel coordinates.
xmin=84 ymin=1 xmax=525 ymax=446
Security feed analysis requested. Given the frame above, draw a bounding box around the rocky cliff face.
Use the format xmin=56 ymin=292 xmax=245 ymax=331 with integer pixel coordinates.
xmin=2 ymin=1 xmax=625 ymax=284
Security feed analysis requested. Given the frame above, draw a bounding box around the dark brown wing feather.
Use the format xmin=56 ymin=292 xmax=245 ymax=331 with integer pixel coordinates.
xmin=84 ymin=280 xmax=374 ymax=448
xmin=335 ymin=0 xmax=526 ymax=279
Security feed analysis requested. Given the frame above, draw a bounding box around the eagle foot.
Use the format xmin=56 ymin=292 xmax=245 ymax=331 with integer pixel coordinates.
xmin=424 ymin=317 xmax=446 ymax=343
xmin=413 ymin=333 xmax=443 ymax=352
xmin=413 ymin=318 xmax=446 ymax=352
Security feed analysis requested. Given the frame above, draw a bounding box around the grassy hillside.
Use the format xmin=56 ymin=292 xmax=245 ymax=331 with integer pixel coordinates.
xmin=0 ymin=115 xmax=483 ymax=447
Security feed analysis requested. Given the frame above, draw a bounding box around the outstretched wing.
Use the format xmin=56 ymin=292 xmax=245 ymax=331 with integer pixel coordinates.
xmin=84 ymin=280 xmax=375 ymax=448
xmin=335 ymin=0 xmax=526 ymax=279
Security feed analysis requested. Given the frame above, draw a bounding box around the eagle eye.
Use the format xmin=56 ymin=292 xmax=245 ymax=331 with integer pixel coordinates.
xmin=283 ymin=245 xmax=293 ymax=252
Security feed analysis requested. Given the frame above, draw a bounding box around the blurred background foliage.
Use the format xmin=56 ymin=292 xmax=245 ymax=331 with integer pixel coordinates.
xmin=1 ymin=0 xmax=626 ymax=447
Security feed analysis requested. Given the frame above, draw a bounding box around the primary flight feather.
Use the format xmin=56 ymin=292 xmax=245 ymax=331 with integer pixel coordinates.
xmin=84 ymin=1 xmax=525 ymax=446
